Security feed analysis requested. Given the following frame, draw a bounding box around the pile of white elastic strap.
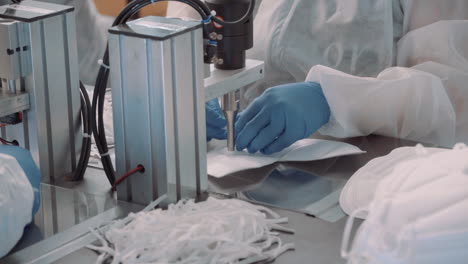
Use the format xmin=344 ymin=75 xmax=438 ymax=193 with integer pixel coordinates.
xmin=88 ymin=197 xmax=295 ymax=264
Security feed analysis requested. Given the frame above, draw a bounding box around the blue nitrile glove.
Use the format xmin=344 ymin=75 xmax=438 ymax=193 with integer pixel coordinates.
xmin=235 ymin=82 xmax=330 ymax=154
xmin=206 ymin=98 xmax=227 ymax=141
xmin=0 ymin=145 xmax=41 ymax=216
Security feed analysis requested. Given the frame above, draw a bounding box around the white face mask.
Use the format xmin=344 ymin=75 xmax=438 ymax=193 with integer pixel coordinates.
xmin=0 ymin=153 xmax=34 ymax=258
xmin=341 ymin=144 xmax=468 ymax=264
xmin=340 ymin=145 xmax=447 ymax=219
xmin=407 ymin=194 xmax=468 ymax=236
xmin=344 ymin=222 xmax=468 ymax=264
xmin=375 ymin=144 xmax=468 ymax=199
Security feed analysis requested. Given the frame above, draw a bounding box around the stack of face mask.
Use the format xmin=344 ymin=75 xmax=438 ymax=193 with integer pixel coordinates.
xmin=88 ymin=197 xmax=295 ymax=264
xmin=0 ymin=153 xmax=34 ymax=258
xmin=341 ymin=144 xmax=468 ymax=264
xmin=339 ymin=146 xmax=447 ymax=218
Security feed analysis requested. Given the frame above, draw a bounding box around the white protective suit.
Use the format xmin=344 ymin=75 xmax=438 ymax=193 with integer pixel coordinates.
xmin=0 ymin=154 xmax=34 ymax=258
xmin=3 ymin=0 xmax=466 ymax=147
xmin=168 ymin=0 xmax=468 ymax=147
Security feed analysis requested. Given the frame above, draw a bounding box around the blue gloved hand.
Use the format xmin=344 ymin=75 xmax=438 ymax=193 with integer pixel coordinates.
xmin=0 ymin=145 xmax=41 ymax=216
xmin=235 ymin=82 xmax=330 ymax=154
xmin=206 ymin=99 xmax=227 ymax=141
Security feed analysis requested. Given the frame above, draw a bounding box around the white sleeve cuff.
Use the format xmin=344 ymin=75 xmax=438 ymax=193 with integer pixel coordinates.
xmin=305 ymin=65 xmax=456 ymax=147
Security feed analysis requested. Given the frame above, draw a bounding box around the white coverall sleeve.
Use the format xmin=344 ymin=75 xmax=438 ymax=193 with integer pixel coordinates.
xmin=307 ymin=66 xmax=456 ymax=147
xmin=307 ymin=20 xmax=468 ymax=147
xmin=0 ymin=154 xmax=34 ymax=258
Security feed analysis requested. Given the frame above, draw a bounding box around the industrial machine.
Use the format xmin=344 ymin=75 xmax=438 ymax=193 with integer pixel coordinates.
xmin=0 ymin=2 xmax=363 ymax=264
xmin=205 ymin=0 xmax=254 ymax=151
xmin=0 ymin=0 xmax=262 ymax=206
xmin=108 ymin=17 xmax=208 ymax=205
xmin=0 ymin=0 xmax=87 ymax=182
xmin=104 ymin=0 xmax=263 ymax=205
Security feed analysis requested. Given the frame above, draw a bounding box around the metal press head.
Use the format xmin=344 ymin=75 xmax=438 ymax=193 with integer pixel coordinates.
xmin=221 ymin=91 xmax=238 ymax=152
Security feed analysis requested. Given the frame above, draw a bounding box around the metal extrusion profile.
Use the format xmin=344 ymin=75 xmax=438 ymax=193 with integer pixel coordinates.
xmin=0 ymin=91 xmax=29 ymax=117
xmin=109 ymin=16 xmax=207 ymax=205
xmin=0 ymin=1 xmax=81 ymax=181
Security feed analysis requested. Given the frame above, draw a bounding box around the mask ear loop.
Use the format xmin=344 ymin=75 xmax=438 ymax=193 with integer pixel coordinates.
xmin=414 ymin=144 xmax=428 ymax=156
xmin=395 ymin=223 xmax=417 ymax=261
xmin=341 ymin=207 xmax=369 ymax=259
xmin=453 ymin=143 xmax=467 ymax=150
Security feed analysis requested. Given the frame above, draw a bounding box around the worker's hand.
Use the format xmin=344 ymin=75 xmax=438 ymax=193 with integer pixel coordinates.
xmin=235 ymin=82 xmax=330 ymax=154
xmin=206 ymin=99 xmax=227 ymax=141
xmin=0 ymin=145 xmax=41 ymax=216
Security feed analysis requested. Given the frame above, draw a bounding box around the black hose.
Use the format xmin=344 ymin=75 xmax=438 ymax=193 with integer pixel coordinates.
xmin=92 ymin=48 xmax=116 ymax=185
xmin=67 ymin=81 xmax=92 ymax=181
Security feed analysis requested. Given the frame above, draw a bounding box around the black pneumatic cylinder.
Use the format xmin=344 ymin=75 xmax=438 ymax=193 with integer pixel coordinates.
xmin=205 ymin=0 xmax=254 ymax=70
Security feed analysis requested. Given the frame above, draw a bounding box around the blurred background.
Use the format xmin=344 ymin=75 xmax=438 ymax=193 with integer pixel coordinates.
xmin=93 ymin=0 xmax=168 ymax=17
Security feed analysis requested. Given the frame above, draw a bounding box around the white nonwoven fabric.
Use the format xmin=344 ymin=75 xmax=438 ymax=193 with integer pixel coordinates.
xmin=342 ymin=144 xmax=468 ymax=264
xmin=339 ymin=146 xmax=447 ymax=219
xmin=207 ymin=139 xmax=365 ymax=178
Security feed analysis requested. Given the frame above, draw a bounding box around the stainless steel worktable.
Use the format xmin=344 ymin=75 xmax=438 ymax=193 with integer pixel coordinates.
xmin=2 ymin=135 xmax=421 ymax=264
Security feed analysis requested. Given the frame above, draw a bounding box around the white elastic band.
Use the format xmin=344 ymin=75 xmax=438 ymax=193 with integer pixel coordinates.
xmin=143 ymin=194 xmax=168 ymax=212
xmin=98 ymin=59 xmax=110 ymax=70
xmin=211 ymin=10 xmax=217 ymax=16
xmin=101 ymin=152 xmax=110 ymax=157
xmin=82 ymin=133 xmax=91 ymax=138
xmin=88 ymin=197 xmax=294 ymax=263
xmin=454 ymin=143 xmax=467 ymax=150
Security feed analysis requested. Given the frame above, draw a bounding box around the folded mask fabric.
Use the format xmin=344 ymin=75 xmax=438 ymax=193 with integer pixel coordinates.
xmin=207 ymin=139 xmax=365 ymax=178
xmin=241 ymin=168 xmax=347 ymax=222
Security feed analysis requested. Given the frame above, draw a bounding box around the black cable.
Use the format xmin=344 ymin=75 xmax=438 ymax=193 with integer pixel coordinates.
xmin=0 ymin=80 xmax=90 ymax=180
xmin=0 ymin=137 xmax=19 ymax=146
xmin=211 ymin=0 xmax=255 ymax=25
xmin=68 ymin=82 xmax=93 ymax=181
xmin=93 ymin=0 xmax=206 ymax=186
xmin=0 ymin=81 xmax=91 ymax=181
xmin=92 ymin=50 xmax=116 ymax=185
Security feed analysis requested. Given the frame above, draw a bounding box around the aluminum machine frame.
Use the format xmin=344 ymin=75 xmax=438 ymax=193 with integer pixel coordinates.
xmin=109 ymin=16 xmax=264 ymax=205
xmin=0 ymin=0 xmax=82 ymax=182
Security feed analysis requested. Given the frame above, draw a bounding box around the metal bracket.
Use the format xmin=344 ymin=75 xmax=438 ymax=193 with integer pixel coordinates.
xmin=0 ymin=91 xmax=29 ymax=118
xmin=204 ymin=59 xmax=264 ymax=101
